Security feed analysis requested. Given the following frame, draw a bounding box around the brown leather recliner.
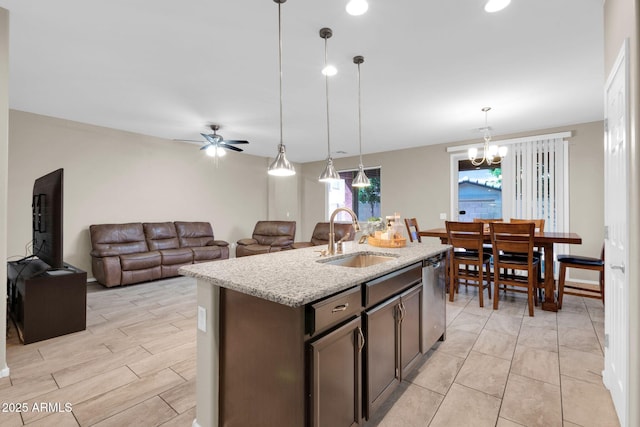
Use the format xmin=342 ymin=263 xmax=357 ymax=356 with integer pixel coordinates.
xmin=292 ymin=222 xmax=355 ymax=249
xmin=236 ymin=221 xmax=296 ymax=257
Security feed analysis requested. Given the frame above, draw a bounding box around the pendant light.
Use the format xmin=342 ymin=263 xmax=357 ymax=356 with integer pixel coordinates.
xmin=267 ymin=0 xmax=296 ymax=177
xmin=352 ymin=55 xmax=370 ymax=188
xmin=468 ymin=107 xmax=508 ymax=166
xmin=318 ymin=27 xmax=340 ymax=183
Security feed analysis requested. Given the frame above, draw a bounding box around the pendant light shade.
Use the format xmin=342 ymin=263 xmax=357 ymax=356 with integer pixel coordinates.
xmin=318 ymin=27 xmax=341 ymax=183
xmin=319 ymin=158 xmax=340 ymax=182
xmin=351 ymin=55 xmax=370 ymax=188
xmin=267 ymin=0 xmax=296 ymax=177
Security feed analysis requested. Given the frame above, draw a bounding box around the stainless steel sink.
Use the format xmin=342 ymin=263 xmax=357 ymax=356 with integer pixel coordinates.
xmin=318 ymin=252 xmax=398 ymax=268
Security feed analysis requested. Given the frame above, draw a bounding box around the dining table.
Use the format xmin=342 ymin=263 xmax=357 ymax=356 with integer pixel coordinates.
xmin=419 ymin=227 xmax=582 ymax=312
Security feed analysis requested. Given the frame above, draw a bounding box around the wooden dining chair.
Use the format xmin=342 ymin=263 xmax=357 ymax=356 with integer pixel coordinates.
xmin=509 ymin=218 xmax=546 ymax=296
xmin=404 ymin=218 xmax=422 ymax=243
xmin=490 ymin=222 xmax=539 ymax=316
xmin=446 ymin=221 xmax=492 ymax=307
xmin=557 ymin=245 xmax=605 ymax=309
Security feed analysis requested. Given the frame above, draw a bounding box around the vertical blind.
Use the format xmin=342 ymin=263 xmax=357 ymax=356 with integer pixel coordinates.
xmin=502 ymin=136 xmax=569 ymax=234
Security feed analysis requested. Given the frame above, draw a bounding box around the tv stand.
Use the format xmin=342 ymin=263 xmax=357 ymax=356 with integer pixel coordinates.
xmin=7 ymin=259 xmax=87 ymax=344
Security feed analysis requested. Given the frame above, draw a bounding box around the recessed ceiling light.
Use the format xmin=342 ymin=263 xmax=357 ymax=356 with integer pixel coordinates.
xmin=346 ymin=0 xmax=368 ymax=16
xmin=485 ymin=0 xmax=511 ymax=13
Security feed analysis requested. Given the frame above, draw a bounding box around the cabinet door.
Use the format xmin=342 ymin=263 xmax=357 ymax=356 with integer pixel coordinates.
xmin=364 ymin=295 xmax=400 ymax=419
xmin=399 ymin=284 xmax=422 ymax=377
xmin=309 ymin=316 xmax=364 ymax=427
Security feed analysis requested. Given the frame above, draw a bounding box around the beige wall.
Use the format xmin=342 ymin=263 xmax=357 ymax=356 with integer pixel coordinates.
xmin=605 ymin=0 xmax=639 ymax=425
xmin=7 ymin=110 xmax=275 ymax=275
xmin=301 ymin=121 xmax=604 ymax=282
xmin=1 ymin=7 xmax=10 ymax=376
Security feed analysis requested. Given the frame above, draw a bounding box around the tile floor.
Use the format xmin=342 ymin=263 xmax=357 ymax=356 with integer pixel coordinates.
xmin=366 ymin=286 xmax=621 ymax=427
xmin=1 ymin=277 xmax=621 ymax=426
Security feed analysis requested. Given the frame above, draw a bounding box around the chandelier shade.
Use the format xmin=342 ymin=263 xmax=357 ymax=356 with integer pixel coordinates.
xmin=468 ymin=107 xmax=507 ymax=166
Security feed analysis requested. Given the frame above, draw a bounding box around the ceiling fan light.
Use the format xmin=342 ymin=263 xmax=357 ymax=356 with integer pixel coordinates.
xmin=268 ymin=144 xmax=296 ymax=176
xmin=322 ymin=65 xmax=338 ymax=76
xmin=346 ymin=0 xmax=368 ymax=16
xmin=485 ymin=0 xmax=511 ymax=13
xmin=319 ymin=158 xmax=341 ymax=183
xmin=352 ymin=165 xmax=371 ymax=187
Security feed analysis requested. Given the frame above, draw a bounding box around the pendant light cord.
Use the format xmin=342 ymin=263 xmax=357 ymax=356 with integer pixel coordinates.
xmin=324 ymin=36 xmax=331 ymax=159
xmin=278 ymin=2 xmax=284 ymax=146
xmin=357 ymin=61 xmax=363 ymax=166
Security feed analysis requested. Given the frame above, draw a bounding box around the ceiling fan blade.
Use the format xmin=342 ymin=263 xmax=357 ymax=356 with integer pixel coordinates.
xmin=221 ymin=144 xmax=243 ymax=152
xmin=201 ymin=133 xmax=217 ymax=144
xmin=222 ymin=139 xmax=249 ymax=145
xmin=173 ymin=139 xmax=203 ymax=143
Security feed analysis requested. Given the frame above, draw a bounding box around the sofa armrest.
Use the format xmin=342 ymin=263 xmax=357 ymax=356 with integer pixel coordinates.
xmin=270 ymin=236 xmax=294 ymax=248
xmin=90 ymin=249 xmax=122 ymax=257
xmin=237 ymin=238 xmax=258 ymax=246
xmin=209 ymin=240 xmax=229 ymax=247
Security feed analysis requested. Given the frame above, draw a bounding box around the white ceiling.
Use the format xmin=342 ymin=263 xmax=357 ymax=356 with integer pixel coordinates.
xmin=0 ymin=0 xmax=604 ymax=163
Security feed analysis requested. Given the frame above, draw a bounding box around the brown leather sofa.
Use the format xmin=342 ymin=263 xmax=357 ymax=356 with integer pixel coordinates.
xmin=292 ymin=222 xmax=355 ymax=249
xmin=90 ymin=221 xmax=229 ymax=287
xmin=236 ymin=221 xmax=296 ymax=257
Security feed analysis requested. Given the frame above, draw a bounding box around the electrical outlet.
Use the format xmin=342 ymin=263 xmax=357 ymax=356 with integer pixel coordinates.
xmin=439 ymin=213 xmax=447 ymax=220
xmin=197 ymin=306 xmax=207 ymax=332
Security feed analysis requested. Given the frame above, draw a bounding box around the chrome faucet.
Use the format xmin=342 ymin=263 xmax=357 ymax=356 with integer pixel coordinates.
xmin=328 ymin=207 xmax=361 ymax=255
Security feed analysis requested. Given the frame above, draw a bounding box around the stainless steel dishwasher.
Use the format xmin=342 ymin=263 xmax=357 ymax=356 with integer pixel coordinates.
xmin=422 ymin=252 xmax=447 ymax=350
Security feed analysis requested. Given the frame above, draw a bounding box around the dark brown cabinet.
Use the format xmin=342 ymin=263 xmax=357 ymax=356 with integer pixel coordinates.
xmin=7 ymin=260 xmax=87 ymax=344
xmin=364 ymin=283 xmax=422 ymax=418
xmin=308 ymin=316 xmax=364 ymax=427
xmin=215 ymin=257 xmax=446 ymax=427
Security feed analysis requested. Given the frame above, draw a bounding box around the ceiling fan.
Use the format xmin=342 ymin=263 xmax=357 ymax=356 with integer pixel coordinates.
xmin=178 ymin=125 xmax=249 ymax=157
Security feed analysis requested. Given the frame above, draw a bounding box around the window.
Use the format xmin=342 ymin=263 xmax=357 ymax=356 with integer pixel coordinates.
xmin=457 ymin=160 xmax=502 ymax=221
xmin=327 ymin=168 xmax=381 ymax=222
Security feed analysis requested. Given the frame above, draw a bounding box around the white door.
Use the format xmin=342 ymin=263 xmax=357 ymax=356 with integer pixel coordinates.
xmin=603 ymin=39 xmax=629 ymax=427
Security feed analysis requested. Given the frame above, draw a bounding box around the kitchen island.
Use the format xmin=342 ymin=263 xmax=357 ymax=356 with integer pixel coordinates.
xmin=180 ymin=241 xmax=449 ymax=427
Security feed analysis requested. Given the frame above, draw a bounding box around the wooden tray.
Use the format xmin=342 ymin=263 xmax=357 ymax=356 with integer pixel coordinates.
xmin=367 ymin=236 xmax=407 ymax=248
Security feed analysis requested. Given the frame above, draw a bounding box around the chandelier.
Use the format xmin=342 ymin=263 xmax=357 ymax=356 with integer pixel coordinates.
xmin=468 ymin=107 xmax=507 ymax=166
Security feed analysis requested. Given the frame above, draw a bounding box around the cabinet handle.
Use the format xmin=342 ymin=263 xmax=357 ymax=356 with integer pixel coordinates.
xmin=356 ymin=327 xmax=365 ymax=352
xmin=331 ymin=303 xmax=349 ymax=313
xmin=397 ymin=302 xmax=405 ymax=322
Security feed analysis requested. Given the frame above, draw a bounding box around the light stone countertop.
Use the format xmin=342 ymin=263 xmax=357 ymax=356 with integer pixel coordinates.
xmin=179 ymin=242 xmax=449 ymax=307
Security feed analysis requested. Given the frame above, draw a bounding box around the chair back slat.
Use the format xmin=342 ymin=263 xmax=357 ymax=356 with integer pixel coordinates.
xmin=510 ymin=218 xmax=545 ymax=232
xmin=490 ymin=222 xmax=535 ymax=256
xmin=446 ymin=221 xmax=484 ymax=253
xmin=404 ymin=218 xmax=421 ymax=243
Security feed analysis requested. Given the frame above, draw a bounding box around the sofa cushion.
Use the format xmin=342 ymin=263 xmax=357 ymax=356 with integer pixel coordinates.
xmin=252 ymin=221 xmax=296 ymax=247
xmin=90 ymin=223 xmax=149 ymax=256
xmin=120 ymin=251 xmax=162 ymax=271
xmin=175 ymin=221 xmax=216 ymax=247
xmin=192 ymin=246 xmax=223 ymax=262
xmin=310 ymin=222 xmax=355 ymax=246
xmin=144 ymin=222 xmax=180 ymax=251
xmin=159 ymin=248 xmax=194 ymax=266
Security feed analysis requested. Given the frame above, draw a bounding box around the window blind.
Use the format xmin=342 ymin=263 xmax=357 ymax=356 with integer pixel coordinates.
xmin=502 ymin=136 xmax=569 ymax=234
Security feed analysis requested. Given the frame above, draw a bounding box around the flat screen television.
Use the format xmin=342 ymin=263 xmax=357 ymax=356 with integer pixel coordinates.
xmin=32 ymin=168 xmax=64 ymax=269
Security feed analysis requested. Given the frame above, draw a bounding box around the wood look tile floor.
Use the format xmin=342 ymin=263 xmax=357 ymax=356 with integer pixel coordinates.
xmin=1 ymin=277 xmax=621 ymax=426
